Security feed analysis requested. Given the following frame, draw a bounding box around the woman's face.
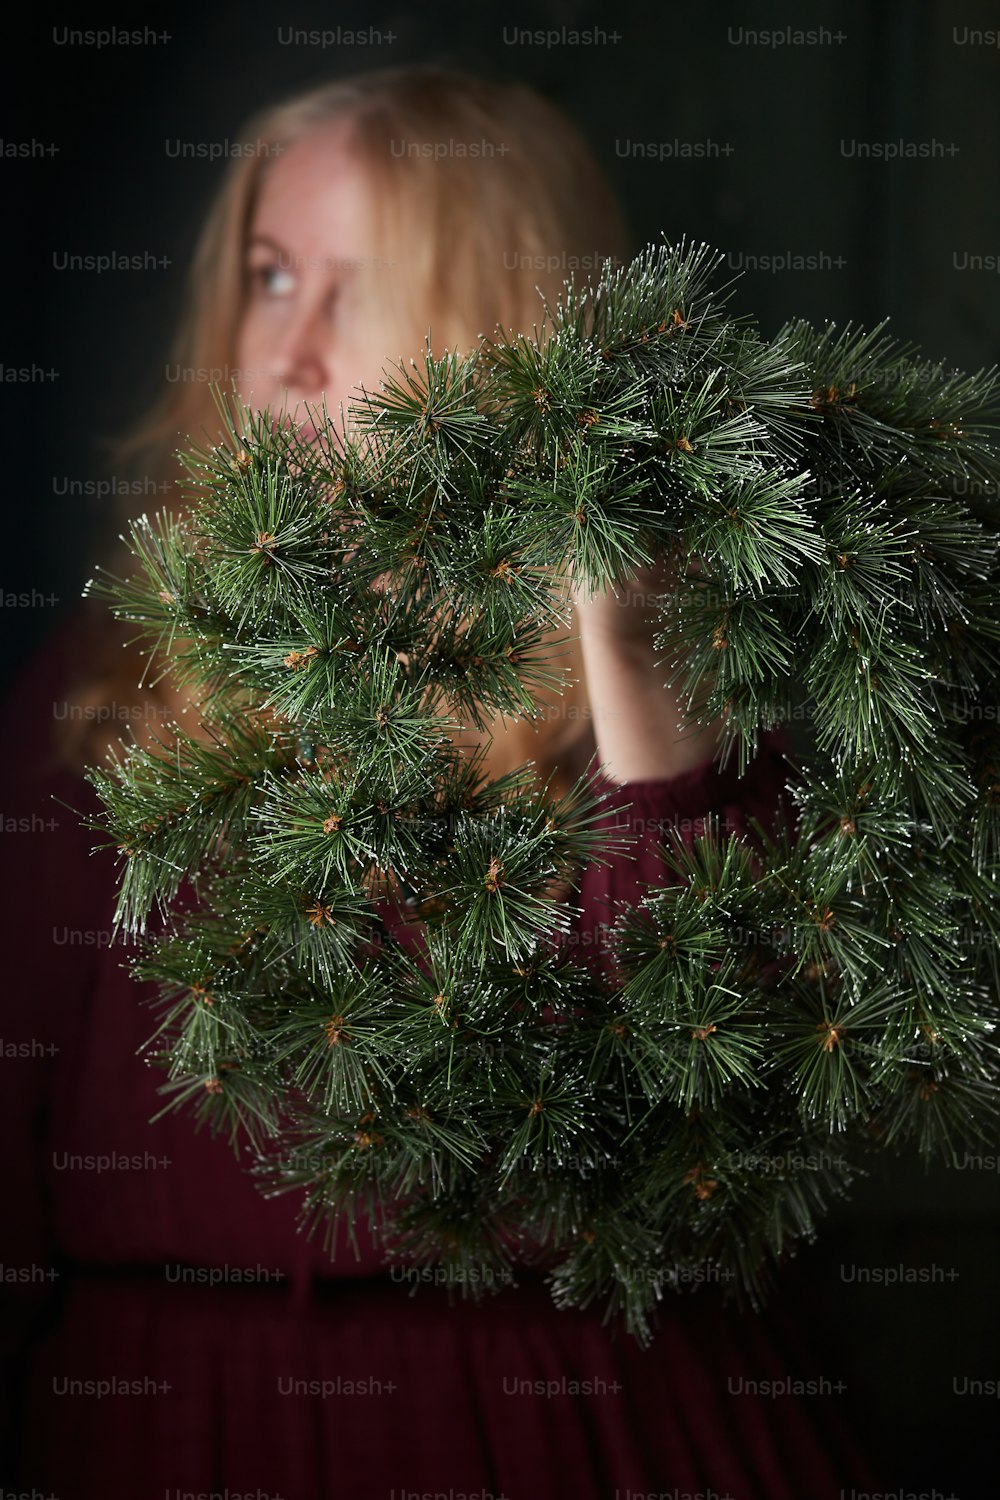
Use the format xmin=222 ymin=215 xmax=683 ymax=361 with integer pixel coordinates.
xmin=235 ymin=120 xmax=396 ymax=430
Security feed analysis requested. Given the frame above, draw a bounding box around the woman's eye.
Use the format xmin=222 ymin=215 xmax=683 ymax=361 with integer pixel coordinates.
xmin=249 ymin=264 xmax=297 ymax=297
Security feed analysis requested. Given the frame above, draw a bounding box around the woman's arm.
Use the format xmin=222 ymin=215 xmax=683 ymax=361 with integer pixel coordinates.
xmin=571 ymin=551 xmax=728 ymax=783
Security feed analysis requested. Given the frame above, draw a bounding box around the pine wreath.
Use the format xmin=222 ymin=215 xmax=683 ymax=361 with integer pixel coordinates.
xmin=83 ymin=239 xmax=1000 ymax=1344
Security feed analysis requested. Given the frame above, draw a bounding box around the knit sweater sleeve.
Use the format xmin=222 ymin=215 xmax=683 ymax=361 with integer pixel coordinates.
xmin=566 ymin=731 xmax=793 ymax=983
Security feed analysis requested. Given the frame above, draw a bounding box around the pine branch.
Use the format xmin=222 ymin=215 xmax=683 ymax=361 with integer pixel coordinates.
xmin=76 ymin=235 xmax=1000 ymax=1343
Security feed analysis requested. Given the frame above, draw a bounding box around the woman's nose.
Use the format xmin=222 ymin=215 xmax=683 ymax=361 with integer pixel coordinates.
xmin=269 ymin=308 xmax=331 ymax=404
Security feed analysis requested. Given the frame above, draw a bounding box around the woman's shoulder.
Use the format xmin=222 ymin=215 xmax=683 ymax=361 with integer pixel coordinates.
xmin=3 ymin=598 xmax=119 ymax=711
xmin=1 ymin=600 xmax=131 ymax=791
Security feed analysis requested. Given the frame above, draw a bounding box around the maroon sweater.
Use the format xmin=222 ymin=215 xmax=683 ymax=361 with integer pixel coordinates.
xmin=0 ymin=606 xmax=876 ymax=1500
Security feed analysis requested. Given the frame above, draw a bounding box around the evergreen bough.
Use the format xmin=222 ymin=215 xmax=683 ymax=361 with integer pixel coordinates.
xmin=82 ymin=239 xmax=1000 ymax=1344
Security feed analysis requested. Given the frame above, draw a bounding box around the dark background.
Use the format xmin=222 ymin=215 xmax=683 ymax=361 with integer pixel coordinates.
xmin=5 ymin=0 xmax=1000 ymax=1491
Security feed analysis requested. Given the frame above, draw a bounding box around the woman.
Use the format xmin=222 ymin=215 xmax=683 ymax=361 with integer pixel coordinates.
xmin=0 ymin=66 xmax=877 ymax=1498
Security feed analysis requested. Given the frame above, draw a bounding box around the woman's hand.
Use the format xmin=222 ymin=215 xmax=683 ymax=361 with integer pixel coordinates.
xmin=570 ymin=547 xmax=727 ymax=783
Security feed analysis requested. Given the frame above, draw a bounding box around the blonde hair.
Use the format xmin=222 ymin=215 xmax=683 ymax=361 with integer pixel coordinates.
xmin=71 ymin=65 xmax=632 ymax=800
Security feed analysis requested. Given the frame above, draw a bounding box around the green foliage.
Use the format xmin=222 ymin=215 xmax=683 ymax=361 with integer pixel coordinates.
xmin=82 ymin=237 xmax=1000 ymax=1344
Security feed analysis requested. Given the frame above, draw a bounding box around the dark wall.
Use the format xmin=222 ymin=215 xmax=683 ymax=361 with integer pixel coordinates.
xmin=4 ymin=1 xmax=1000 ymax=1490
